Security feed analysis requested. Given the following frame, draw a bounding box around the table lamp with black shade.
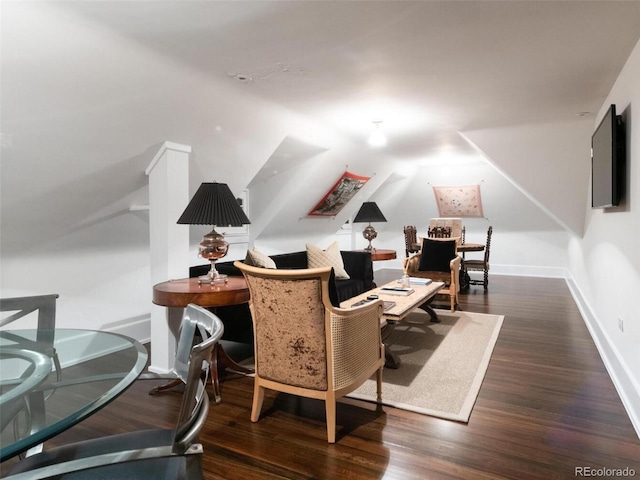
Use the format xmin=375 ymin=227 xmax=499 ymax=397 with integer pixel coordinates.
xmin=353 ymin=201 xmax=387 ymax=251
xmin=178 ymin=182 xmax=250 ymax=284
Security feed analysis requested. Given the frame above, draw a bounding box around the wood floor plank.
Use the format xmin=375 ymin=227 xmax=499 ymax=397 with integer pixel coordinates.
xmin=12 ymin=273 xmax=640 ymax=479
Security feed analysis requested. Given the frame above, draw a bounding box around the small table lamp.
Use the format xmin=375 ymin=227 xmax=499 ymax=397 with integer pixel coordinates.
xmin=353 ymin=201 xmax=387 ymax=251
xmin=178 ymin=182 xmax=250 ymax=284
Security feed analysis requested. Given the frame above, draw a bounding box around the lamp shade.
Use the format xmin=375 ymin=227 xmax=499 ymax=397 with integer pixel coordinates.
xmin=177 ymin=182 xmax=250 ymax=226
xmin=353 ymin=202 xmax=387 ymax=223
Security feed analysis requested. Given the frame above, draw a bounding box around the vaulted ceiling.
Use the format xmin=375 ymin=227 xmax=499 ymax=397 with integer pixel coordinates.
xmin=2 ymin=1 xmax=640 ymax=254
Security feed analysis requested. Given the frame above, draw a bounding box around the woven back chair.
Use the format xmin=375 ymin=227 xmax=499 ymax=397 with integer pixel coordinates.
xmin=465 ymin=226 xmax=493 ymax=290
xmin=234 ymin=262 xmax=385 ymax=443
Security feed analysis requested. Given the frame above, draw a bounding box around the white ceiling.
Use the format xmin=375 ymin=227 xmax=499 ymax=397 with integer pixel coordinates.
xmin=2 ymin=1 xmax=640 ymax=250
xmin=50 ymin=1 xmax=640 ymax=137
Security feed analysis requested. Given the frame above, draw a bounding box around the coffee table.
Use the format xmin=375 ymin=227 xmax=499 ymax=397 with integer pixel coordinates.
xmin=342 ymin=279 xmax=444 ymax=368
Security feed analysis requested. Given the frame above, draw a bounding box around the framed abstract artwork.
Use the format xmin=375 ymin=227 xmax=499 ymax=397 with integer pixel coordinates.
xmin=433 ymin=184 xmax=484 ymax=217
xmin=308 ymin=171 xmax=370 ymax=217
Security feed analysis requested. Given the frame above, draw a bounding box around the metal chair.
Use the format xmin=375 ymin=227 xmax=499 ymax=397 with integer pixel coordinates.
xmin=235 ymin=261 xmax=385 ymax=443
xmin=141 ymin=304 xmax=223 ymax=402
xmin=4 ymin=304 xmax=224 ymax=480
xmin=0 ymin=295 xmax=60 ymax=457
xmin=0 ymin=295 xmax=61 ymax=381
xmin=464 ymin=226 xmax=493 ymax=290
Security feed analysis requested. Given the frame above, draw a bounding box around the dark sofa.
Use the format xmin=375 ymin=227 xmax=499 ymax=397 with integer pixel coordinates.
xmin=189 ymin=250 xmax=374 ymax=353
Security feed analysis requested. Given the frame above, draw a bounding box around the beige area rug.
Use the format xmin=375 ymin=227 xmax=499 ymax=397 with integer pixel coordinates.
xmin=346 ymin=309 xmax=504 ymax=422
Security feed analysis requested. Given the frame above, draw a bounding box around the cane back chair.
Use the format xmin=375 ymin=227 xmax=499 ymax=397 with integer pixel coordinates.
xmin=234 ymin=262 xmax=385 ymax=443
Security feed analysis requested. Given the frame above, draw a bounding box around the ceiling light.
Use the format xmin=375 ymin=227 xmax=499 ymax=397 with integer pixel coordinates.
xmin=368 ymin=121 xmax=387 ymax=147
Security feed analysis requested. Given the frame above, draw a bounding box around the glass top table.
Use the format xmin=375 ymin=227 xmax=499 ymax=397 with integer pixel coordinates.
xmin=0 ymin=329 xmax=147 ymax=462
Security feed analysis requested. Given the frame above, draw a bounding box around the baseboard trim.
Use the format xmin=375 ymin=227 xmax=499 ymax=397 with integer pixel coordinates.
xmin=565 ymin=274 xmax=640 ymax=439
xmin=102 ymin=314 xmax=151 ymax=345
xmin=374 ymin=262 xmax=569 ymax=279
xmin=489 ymin=264 xmax=567 ymax=278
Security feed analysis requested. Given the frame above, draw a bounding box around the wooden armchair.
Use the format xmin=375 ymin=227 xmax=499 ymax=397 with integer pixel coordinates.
xmin=234 ymin=262 xmax=385 ymax=443
xmin=403 ymin=238 xmax=461 ymax=312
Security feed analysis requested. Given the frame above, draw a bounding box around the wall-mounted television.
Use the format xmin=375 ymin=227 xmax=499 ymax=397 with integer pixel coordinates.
xmin=591 ymin=104 xmax=625 ymax=209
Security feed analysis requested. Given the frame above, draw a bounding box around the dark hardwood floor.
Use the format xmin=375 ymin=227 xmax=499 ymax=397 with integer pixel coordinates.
xmin=14 ymin=272 xmax=640 ymax=479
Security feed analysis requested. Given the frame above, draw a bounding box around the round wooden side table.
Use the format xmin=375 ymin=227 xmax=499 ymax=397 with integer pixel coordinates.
xmin=368 ymin=249 xmax=397 ymax=261
xmin=152 ymin=277 xmax=249 ymax=308
xmin=152 ymin=276 xmax=252 ymax=402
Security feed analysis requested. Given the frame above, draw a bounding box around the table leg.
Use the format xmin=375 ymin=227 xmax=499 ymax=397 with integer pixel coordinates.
xmin=417 ymin=298 xmax=440 ymax=323
xmin=460 ymin=261 xmax=470 ymax=290
xmin=148 ymin=379 xmax=183 ymax=396
xmin=209 ymin=342 xmax=255 ymax=403
xmin=381 ymin=321 xmax=401 ymax=369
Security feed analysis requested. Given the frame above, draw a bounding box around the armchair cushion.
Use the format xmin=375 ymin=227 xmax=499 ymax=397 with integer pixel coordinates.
xmin=418 ymin=239 xmax=457 ymax=272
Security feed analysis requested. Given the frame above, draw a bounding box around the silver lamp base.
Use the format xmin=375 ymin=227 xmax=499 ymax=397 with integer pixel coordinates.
xmin=197 ymin=227 xmax=229 ymax=285
xmin=362 ymin=224 xmax=378 ymax=251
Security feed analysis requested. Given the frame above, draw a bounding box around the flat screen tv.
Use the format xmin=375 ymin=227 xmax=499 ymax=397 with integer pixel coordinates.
xmin=591 ymin=104 xmax=625 ymax=208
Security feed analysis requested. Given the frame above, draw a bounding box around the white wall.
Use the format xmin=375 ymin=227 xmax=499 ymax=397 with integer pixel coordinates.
xmin=359 ymin=153 xmax=571 ymax=274
xmin=567 ymin=38 xmax=640 ymax=435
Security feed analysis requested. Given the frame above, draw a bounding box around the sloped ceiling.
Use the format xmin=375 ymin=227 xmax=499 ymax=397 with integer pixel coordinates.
xmin=2 ymin=1 xmax=640 ymax=255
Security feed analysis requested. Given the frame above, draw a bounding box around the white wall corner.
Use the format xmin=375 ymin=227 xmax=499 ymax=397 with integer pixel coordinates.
xmin=565 ymin=273 xmax=640 ymax=439
xmin=145 ymin=141 xmax=191 ymax=372
xmin=145 ymin=141 xmax=193 ymax=176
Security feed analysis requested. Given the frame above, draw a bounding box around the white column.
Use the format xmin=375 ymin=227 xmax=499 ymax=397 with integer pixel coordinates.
xmin=145 ymin=141 xmax=191 ymax=372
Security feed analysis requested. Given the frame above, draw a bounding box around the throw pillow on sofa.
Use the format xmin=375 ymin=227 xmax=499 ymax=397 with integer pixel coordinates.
xmin=306 ymin=241 xmax=350 ymax=279
xmin=245 ymin=248 xmax=277 ymax=269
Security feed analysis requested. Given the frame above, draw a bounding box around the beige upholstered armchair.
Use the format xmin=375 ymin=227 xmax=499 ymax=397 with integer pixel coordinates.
xmin=234 ymin=262 xmax=385 ymax=443
xmin=403 ymin=238 xmax=461 ymax=312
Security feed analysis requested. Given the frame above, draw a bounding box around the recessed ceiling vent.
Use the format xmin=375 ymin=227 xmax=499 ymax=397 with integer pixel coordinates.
xmin=229 ymin=73 xmax=253 ymax=83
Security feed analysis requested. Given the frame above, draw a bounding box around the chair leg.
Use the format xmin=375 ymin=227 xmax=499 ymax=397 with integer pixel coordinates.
xmin=209 ymin=348 xmax=221 ymax=404
xmin=376 ymin=367 xmax=383 ymax=403
xmin=251 ymin=382 xmax=265 ymax=423
xmin=483 ymin=269 xmax=489 ymax=290
xmin=325 ymin=395 xmax=336 ymax=443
